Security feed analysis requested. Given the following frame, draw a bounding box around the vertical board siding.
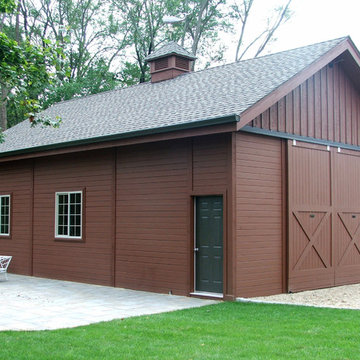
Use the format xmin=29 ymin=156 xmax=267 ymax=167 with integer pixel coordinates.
xmin=116 ymin=140 xmax=190 ymax=295
xmin=0 ymin=161 xmax=32 ymax=274
xmin=33 ymin=150 xmax=114 ymax=285
xmin=249 ymin=63 xmax=360 ymax=146
xmin=235 ymin=133 xmax=283 ymax=297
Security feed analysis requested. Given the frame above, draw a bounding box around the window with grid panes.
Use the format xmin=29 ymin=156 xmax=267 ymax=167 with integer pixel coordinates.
xmin=55 ymin=192 xmax=82 ymax=238
xmin=0 ymin=195 xmax=10 ymax=235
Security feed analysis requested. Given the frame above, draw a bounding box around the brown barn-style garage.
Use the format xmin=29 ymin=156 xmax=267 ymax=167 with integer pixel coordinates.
xmin=1 ymin=37 xmax=360 ymax=299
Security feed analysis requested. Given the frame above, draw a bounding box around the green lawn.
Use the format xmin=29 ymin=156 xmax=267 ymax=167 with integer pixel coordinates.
xmin=1 ymin=302 xmax=359 ymax=359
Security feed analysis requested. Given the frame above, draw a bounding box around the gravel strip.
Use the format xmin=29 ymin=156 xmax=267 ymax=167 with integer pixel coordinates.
xmin=239 ymin=284 xmax=360 ymax=310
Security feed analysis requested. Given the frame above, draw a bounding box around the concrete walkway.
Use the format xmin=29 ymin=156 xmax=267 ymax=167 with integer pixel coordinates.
xmin=0 ymin=274 xmax=218 ymax=331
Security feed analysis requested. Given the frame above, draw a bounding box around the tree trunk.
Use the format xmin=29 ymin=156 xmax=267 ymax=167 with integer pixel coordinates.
xmin=15 ymin=1 xmax=21 ymax=42
xmin=0 ymin=85 xmax=8 ymax=131
xmin=190 ymin=0 xmax=209 ymax=71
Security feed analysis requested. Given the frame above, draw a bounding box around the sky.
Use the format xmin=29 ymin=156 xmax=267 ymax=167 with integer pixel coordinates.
xmin=224 ymin=0 xmax=360 ymax=62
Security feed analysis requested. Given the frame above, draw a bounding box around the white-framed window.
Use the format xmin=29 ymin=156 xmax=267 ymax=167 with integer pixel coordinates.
xmin=55 ymin=191 xmax=82 ymax=239
xmin=0 ymin=195 xmax=10 ymax=236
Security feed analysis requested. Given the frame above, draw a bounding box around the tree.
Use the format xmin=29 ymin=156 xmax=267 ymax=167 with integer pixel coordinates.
xmin=1 ymin=0 xmax=20 ymax=131
xmin=231 ymin=0 xmax=293 ymax=61
xmin=0 ymin=0 xmax=15 ymax=13
xmin=42 ymin=59 xmax=120 ymax=107
xmin=29 ymin=0 xmax=126 ymax=79
xmin=0 ymin=0 xmax=63 ymax=131
xmin=174 ymin=0 xmax=227 ymax=66
xmin=24 ymin=0 xmax=127 ymax=105
xmin=1 ymin=0 xmax=295 ymax=132
xmin=111 ymin=0 xmax=227 ymax=83
xmin=1 ymin=0 xmax=128 ymax=128
xmin=111 ymin=0 xmax=174 ymax=83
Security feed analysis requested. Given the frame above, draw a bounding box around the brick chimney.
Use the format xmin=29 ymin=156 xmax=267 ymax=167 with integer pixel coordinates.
xmin=145 ymin=42 xmax=196 ymax=83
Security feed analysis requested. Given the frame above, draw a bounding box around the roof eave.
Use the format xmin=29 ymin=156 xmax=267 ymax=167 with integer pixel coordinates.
xmin=145 ymin=52 xmax=197 ymax=62
xmin=0 ymin=114 xmax=239 ymax=159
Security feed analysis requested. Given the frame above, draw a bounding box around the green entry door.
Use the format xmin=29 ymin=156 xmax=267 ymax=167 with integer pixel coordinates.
xmin=195 ymin=196 xmax=223 ymax=294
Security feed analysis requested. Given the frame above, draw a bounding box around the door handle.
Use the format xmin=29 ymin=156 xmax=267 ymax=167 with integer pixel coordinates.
xmin=194 ymin=248 xmax=199 ymax=252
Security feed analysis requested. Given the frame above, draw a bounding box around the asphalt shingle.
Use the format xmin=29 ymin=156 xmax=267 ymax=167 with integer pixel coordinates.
xmin=145 ymin=41 xmax=196 ymax=61
xmin=0 ymin=37 xmax=347 ymax=155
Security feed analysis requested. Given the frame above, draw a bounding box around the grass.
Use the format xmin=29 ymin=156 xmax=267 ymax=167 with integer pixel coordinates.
xmin=1 ymin=302 xmax=360 ymax=359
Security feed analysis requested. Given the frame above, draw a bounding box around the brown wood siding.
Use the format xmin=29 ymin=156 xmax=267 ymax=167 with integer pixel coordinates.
xmin=115 ymin=135 xmax=231 ymax=296
xmin=235 ymin=132 xmax=283 ymax=297
xmin=2 ymin=133 xmax=234 ymax=297
xmin=192 ymin=134 xmax=233 ymax=297
xmin=249 ymin=63 xmax=360 ymax=146
xmin=332 ymin=148 xmax=360 ymax=285
xmin=115 ymin=140 xmax=190 ymax=295
xmin=0 ymin=160 xmax=33 ymax=275
xmin=32 ymin=150 xmax=114 ymax=285
xmin=288 ymin=142 xmax=334 ymax=291
xmin=192 ymin=135 xmax=229 ymax=192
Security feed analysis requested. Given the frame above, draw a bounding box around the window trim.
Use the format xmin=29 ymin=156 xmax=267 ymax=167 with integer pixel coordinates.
xmin=55 ymin=191 xmax=83 ymax=240
xmin=0 ymin=194 xmax=11 ymax=237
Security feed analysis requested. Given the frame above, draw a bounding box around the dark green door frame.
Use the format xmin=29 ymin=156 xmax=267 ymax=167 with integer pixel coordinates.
xmin=194 ymin=195 xmax=224 ymax=294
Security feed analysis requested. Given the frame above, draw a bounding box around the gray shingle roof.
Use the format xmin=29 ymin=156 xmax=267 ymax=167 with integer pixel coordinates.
xmin=145 ymin=41 xmax=196 ymax=61
xmin=0 ymin=37 xmax=348 ymax=156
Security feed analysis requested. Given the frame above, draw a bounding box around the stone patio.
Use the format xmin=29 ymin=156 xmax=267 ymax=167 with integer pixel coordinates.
xmin=0 ymin=274 xmax=218 ymax=331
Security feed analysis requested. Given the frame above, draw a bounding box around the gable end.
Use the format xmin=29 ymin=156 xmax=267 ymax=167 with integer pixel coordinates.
xmin=247 ymin=61 xmax=360 ymax=146
xmin=238 ymin=37 xmax=360 ymax=131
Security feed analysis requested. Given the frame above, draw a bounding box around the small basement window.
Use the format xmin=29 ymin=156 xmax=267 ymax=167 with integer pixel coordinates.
xmin=55 ymin=191 xmax=82 ymax=239
xmin=0 ymin=195 xmax=10 ymax=236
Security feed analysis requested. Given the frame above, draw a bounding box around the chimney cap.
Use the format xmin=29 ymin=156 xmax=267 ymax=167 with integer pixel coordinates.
xmin=145 ymin=41 xmax=196 ymax=62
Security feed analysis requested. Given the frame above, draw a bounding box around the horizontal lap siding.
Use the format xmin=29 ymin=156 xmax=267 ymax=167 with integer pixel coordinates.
xmin=192 ymin=135 xmax=229 ymax=191
xmin=236 ymin=133 xmax=283 ymax=297
xmin=0 ymin=161 xmax=32 ymax=274
xmin=2 ymin=133 xmax=233 ymax=296
xmin=250 ymin=64 xmax=360 ymax=146
xmin=116 ymin=140 xmax=190 ymax=295
xmin=192 ymin=134 xmax=233 ymax=295
xmin=33 ymin=150 xmax=114 ymax=285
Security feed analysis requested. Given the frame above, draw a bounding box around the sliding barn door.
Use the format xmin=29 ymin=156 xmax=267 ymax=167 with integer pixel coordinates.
xmin=288 ymin=140 xmax=360 ymax=292
xmin=288 ymin=142 xmax=334 ymax=292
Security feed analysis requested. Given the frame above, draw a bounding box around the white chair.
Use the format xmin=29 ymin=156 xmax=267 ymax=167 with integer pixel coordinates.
xmin=0 ymin=256 xmax=12 ymax=281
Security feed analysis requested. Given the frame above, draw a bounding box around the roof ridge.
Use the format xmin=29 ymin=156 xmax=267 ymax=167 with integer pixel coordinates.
xmin=46 ymin=36 xmax=349 ymax=110
xmin=246 ymin=36 xmax=348 ymax=62
xmin=191 ymin=36 xmax=349 ymax=75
